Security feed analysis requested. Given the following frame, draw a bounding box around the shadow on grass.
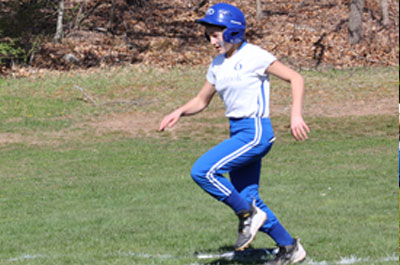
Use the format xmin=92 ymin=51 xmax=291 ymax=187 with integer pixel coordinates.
xmin=196 ymin=245 xmax=276 ymax=265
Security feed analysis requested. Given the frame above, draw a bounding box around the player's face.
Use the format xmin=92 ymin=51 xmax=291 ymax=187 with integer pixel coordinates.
xmin=205 ymin=26 xmax=233 ymax=55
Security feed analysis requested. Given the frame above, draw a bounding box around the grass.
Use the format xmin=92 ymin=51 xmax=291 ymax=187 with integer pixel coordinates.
xmin=0 ymin=66 xmax=398 ymax=265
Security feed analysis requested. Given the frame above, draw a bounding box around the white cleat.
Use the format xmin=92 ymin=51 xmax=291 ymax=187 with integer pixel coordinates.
xmin=234 ymin=203 xmax=267 ymax=251
xmin=264 ymin=238 xmax=306 ymax=265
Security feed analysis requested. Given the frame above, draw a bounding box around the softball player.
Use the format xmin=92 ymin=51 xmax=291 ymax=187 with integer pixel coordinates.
xmin=159 ymin=3 xmax=309 ymax=264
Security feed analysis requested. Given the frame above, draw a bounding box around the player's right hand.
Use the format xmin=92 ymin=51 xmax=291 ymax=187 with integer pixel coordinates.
xmin=159 ymin=109 xmax=182 ymax=131
xmin=290 ymin=115 xmax=310 ymax=141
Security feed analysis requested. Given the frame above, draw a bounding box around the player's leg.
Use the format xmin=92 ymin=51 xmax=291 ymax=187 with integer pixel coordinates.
xmin=191 ymin=118 xmax=272 ymax=250
xmin=230 ymin=160 xmax=295 ymax=245
xmin=229 ymin=149 xmax=306 ymax=263
xmin=191 ymin=137 xmax=267 ymax=251
xmin=230 ymin=159 xmax=278 ymax=230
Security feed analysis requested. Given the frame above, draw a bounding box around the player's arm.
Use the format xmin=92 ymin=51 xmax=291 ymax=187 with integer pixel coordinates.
xmin=159 ymin=80 xmax=216 ymax=131
xmin=266 ymin=60 xmax=310 ymax=141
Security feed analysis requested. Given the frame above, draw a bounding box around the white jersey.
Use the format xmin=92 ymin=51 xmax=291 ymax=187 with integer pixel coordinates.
xmin=206 ymin=42 xmax=276 ymax=118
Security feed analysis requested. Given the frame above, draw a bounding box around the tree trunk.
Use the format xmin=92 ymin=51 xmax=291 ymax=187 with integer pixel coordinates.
xmin=107 ymin=0 xmax=116 ymax=32
xmin=256 ymin=0 xmax=263 ymax=20
xmin=381 ymin=0 xmax=390 ymax=26
xmin=53 ymin=0 xmax=64 ymax=43
xmin=348 ymin=0 xmax=364 ymax=44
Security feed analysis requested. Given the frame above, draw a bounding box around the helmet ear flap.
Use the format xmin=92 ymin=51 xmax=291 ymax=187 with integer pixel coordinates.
xmin=223 ymin=28 xmax=244 ymax=44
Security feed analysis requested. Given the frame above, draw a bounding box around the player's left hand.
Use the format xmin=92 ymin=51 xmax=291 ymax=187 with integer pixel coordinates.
xmin=291 ymin=115 xmax=310 ymax=141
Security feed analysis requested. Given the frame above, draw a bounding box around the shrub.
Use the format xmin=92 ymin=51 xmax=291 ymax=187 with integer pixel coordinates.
xmin=0 ymin=31 xmax=25 ymax=66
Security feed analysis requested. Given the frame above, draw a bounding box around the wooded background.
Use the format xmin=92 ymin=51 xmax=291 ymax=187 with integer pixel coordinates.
xmin=0 ymin=0 xmax=398 ymax=75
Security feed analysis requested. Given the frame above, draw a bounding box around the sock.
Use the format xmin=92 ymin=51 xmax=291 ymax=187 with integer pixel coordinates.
xmin=268 ymin=222 xmax=295 ymax=246
xmin=223 ymin=189 xmax=251 ymax=214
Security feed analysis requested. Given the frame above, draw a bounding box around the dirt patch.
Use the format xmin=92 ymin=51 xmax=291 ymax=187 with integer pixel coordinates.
xmin=87 ymin=97 xmax=396 ymax=139
xmin=82 ymin=109 xmax=231 ymax=141
xmin=0 ymin=133 xmax=22 ymax=145
xmin=0 ymin=131 xmax=85 ymax=147
xmin=1 ymin=96 xmax=395 ymax=147
xmin=87 ymin=112 xmax=162 ymax=138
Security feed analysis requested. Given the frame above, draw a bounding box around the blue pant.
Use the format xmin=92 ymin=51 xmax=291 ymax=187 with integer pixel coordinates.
xmin=191 ymin=117 xmax=279 ymax=232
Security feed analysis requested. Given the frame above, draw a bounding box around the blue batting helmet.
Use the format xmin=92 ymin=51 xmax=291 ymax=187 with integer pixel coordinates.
xmin=195 ymin=3 xmax=246 ymax=44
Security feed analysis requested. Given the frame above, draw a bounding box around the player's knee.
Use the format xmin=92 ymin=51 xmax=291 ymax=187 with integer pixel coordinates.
xmin=190 ymin=165 xmax=201 ymax=183
xmin=190 ymin=163 xmax=208 ymax=185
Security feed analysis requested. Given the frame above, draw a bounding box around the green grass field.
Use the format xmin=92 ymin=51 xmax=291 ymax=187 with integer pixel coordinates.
xmin=0 ymin=66 xmax=398 ymax=265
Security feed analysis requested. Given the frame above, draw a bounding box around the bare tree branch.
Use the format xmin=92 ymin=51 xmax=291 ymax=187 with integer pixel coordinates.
xmin=192 ymin=0 xmax=208 ymax=13
xmin=74 ymin=85 xmax=98 ymax=106
xmin=73 ymin=0 xmax=87 ymax=29
xmin=77 ymin=1 xmax=103 ymax=27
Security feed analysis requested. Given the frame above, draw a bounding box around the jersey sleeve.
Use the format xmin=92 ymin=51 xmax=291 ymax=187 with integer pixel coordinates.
xmin=206 ymin=63 xmax=216 ymax=85
xmin=253 ymin=49 xmax=277 ymax=76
